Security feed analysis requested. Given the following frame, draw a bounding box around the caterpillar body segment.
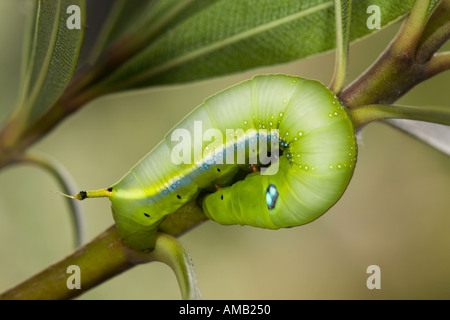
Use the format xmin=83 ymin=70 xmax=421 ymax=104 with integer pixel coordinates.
xmin=75 ymin=75 xmax=357 ymax=250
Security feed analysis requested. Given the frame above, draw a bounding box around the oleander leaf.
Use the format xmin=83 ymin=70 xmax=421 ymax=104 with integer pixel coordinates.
xmin=96 ymin=0 xmax=414 ymax=92
xmin=89 ymin=0 xmax=222 ymax=64
xmin=387 ymin=119 xmax=450 ymax=156
xmin=17 ymin=0 xmax=85 ymax=123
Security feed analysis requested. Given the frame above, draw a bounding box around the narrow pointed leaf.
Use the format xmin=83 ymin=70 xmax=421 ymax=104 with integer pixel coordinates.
xmin=387 ymin=119 xmax=450 ymax=156
xmin=18 ymin=0 xmax=85 ymax=122
xmin=97 ymin=0 xmax=414 ymax=92
xmin=90 ymin=0 xmax=222 ymax=63
xmin=19 ymin=0 xmax=38 ymax=96
xmin=88 ymin=0 xmax=154 ymax=62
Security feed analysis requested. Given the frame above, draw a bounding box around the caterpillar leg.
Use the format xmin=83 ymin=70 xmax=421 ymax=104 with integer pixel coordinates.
xmin=148 ymin=233 xmax=201 ymax=300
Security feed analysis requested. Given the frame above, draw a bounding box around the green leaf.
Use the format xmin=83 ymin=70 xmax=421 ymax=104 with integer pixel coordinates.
xmin=147 ymin=233 xmax=201 ymax=300
xmin=17 ymin=0 xmax=85 ymax=123
xmin=97 ymin=0 xmax=414 ymax=92
xmin=88 ymin=0 xmax=154 ymax=63
xmin=90 ymin=0 xmax=222 ymax=64
xmin=19 ymin=0 xmax=38 ymax=96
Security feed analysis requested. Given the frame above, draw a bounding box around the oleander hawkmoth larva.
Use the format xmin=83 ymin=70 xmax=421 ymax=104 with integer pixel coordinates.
xmin=70 ymin=74 xmax=357 ymax=251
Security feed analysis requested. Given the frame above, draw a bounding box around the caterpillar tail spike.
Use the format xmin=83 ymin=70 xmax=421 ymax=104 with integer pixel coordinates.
xmin=61 ymin=188 xmax=113 ymax=200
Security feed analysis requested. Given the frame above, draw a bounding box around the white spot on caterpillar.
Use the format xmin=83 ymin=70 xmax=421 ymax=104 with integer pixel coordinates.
xmin=279 ymin=112 xmax=283 ymax=117
xmin=282 ymin=98 xmax=287 ymax=104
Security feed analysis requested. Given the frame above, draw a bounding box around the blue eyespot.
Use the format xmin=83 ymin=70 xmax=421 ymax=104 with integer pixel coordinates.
xmin=266 ymin=184 xmax=279 ymax=210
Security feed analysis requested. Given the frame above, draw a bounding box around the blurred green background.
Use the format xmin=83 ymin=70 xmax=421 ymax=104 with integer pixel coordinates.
xmin=0 ymin=1 xmax=449 ymax=299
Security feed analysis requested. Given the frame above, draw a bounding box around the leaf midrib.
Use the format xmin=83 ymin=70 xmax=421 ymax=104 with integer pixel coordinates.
xmin=24 ymin=0 xmax=63 ymax=115
xmin=115 ymin=1 xmax=334 ymax=89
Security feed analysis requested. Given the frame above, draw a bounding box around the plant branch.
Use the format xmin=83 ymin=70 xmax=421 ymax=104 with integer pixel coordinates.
xmin=339 ymin=0 xmax=450 ymax=108
xmin=0 ymin=201 xmax=207 ymax=300
xmin=415 ymin=0 xmax=450 ymax=63
xmin=2 ymin=0 xmax=450 ymax=300
xmin=390 ymin=0 xmax=434 ymax=55
xmin=0 ymin=225 xmax=128 ymax=300
xmin=423 ymin=51 xmax=450 ymax=76
xmin=0 ymin=84 xmax=102 ymax=171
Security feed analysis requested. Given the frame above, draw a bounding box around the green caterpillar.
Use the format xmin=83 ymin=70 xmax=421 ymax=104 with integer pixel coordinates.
xmin=72 ymin=74 xmax=357 ymax=251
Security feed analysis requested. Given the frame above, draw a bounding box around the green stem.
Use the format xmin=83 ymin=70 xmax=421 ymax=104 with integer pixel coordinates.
xmin=390 ymin=0 xmax=434 ymax=55
xmin=0 ymin=84 xmax=102 ymax=170
xmin=0 ymin=226 xmax=128 ymax=300
xmin=1 ymin=0 xmax=450 ymax=300
xmin=423 ymin=51 xmax=450 ymax=76
xmin=415 ymin=0 xmax=450 ymax=63
xmin=0 ymin=201 xmax=207 ymax=300
xmin=351 ymin=104 xmax=450 ymax=130
xmin=339 ymin=0 xmax=449 ymax=108
xmin=329 ymin=0 xmax=351 ymax=94
xmin=15 ymin=152 xmax=87 ymax=248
